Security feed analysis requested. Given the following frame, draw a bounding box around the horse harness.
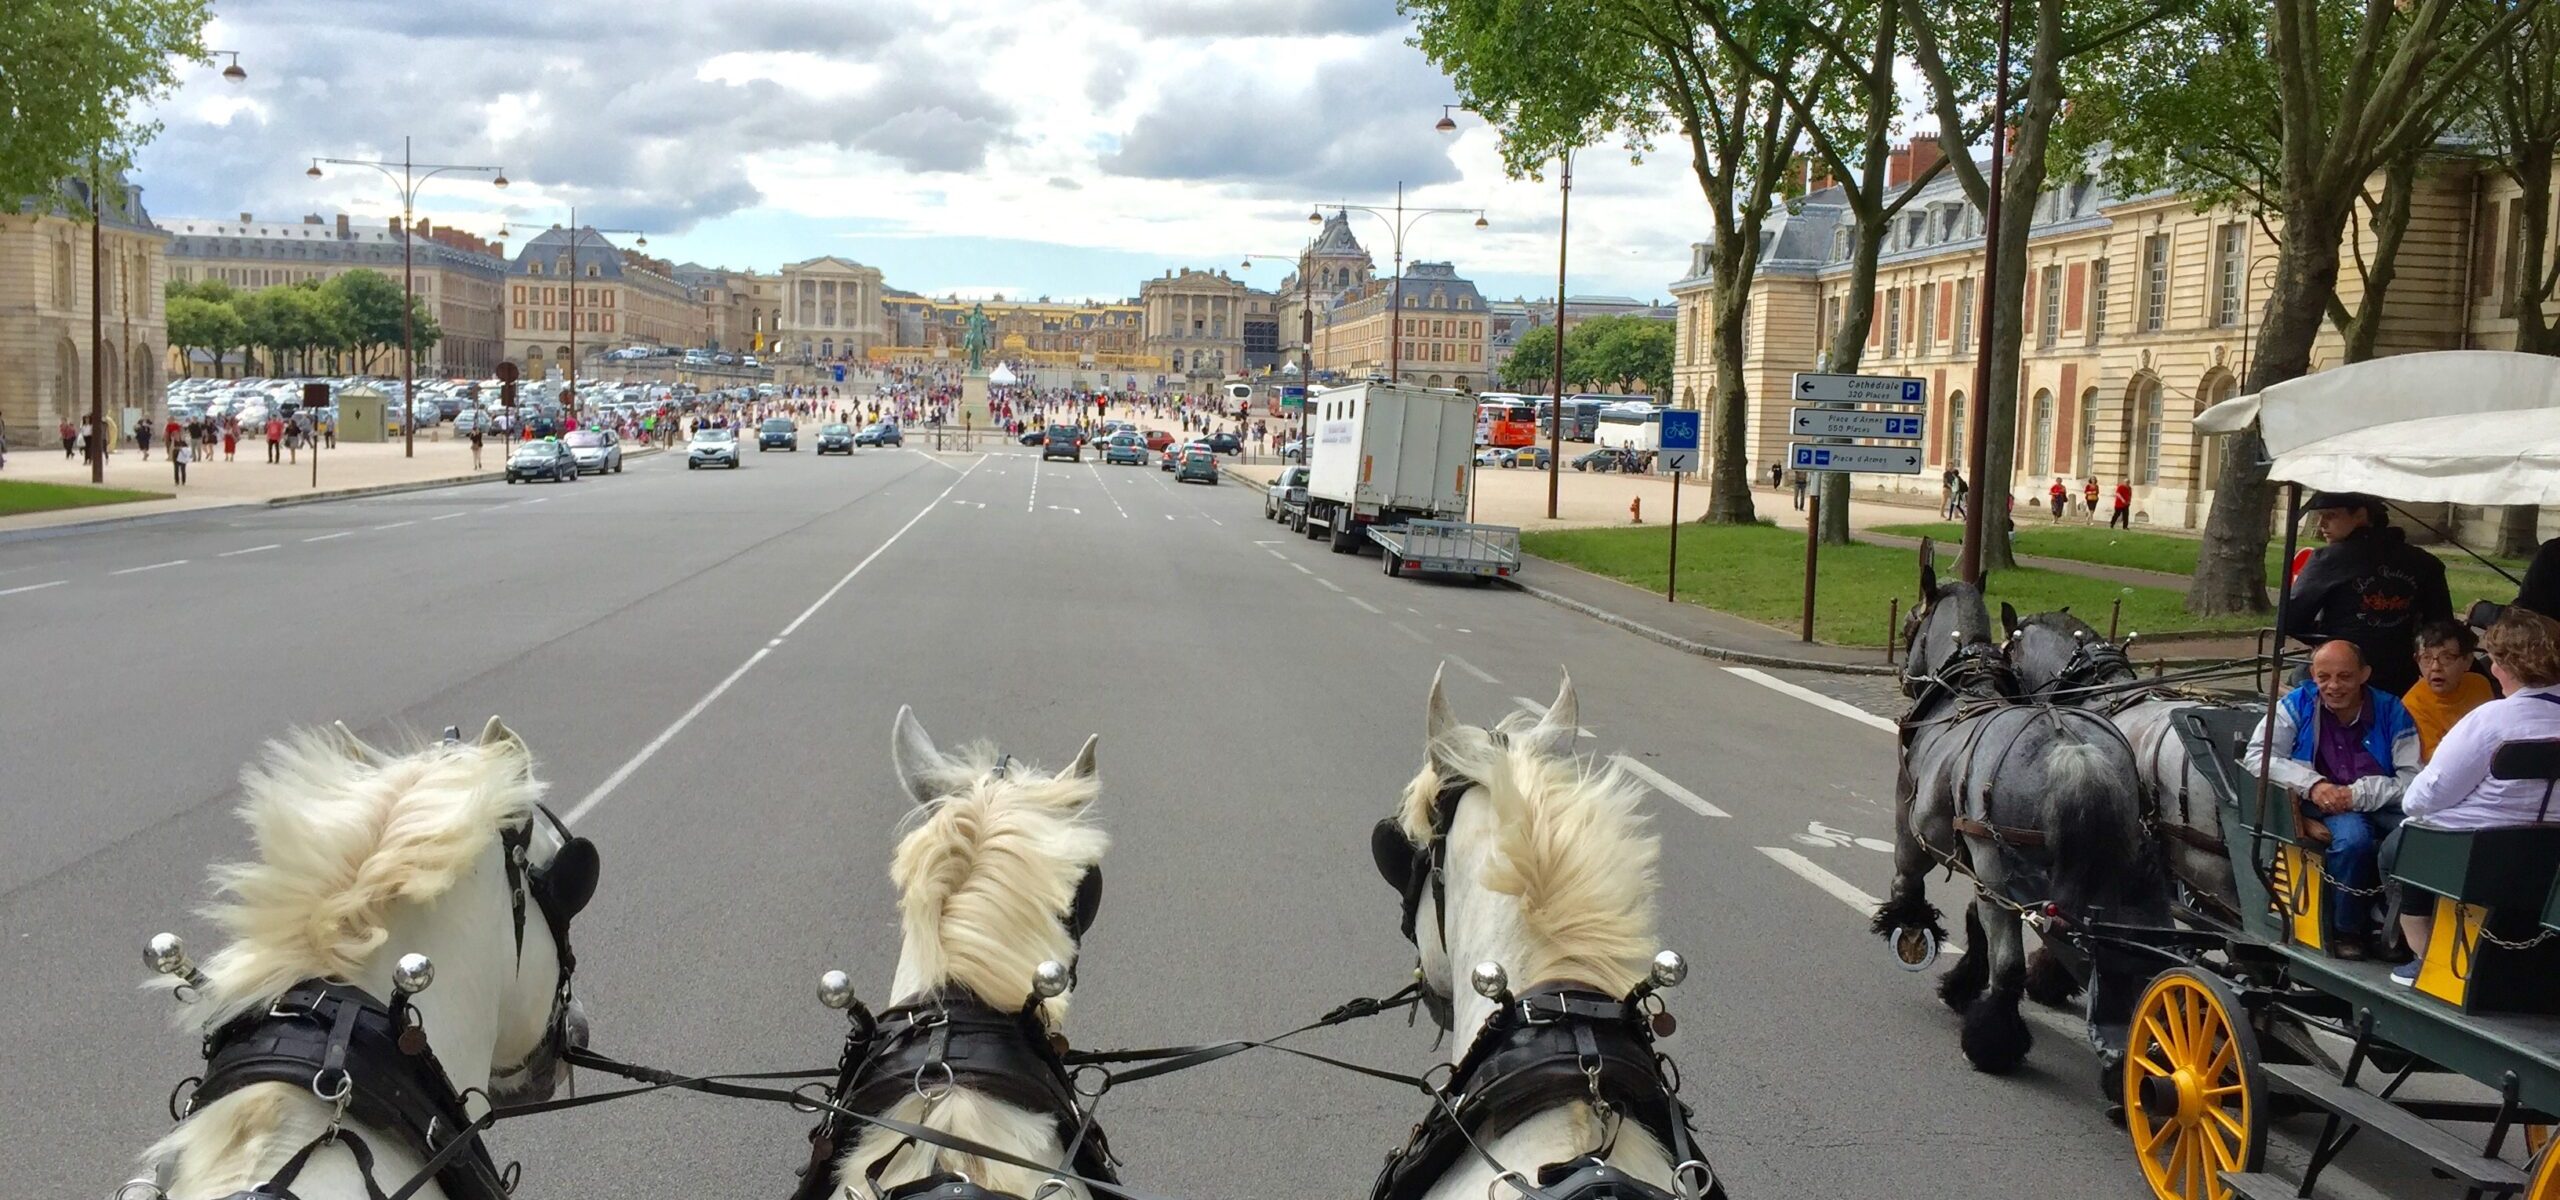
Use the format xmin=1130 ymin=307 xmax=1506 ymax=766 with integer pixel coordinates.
xmin=1369 ymin=759 xmax=1722 ymax=1200
xmin=173 ymin=804 xmax=600 ymax=1200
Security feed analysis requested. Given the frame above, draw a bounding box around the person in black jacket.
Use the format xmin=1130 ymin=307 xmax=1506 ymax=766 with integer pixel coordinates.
xmin=2284 ymin=491 xmax=2453 ymax=695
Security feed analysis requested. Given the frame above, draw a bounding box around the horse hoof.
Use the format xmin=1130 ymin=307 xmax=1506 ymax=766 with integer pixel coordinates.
xmin=1888 ymin=926 xmax=1940 ymax=972
xmin=1960 ymin=993 xmax=2033 ymax=1074
xmin=2024 ymin=947 xmax=2084 ymax=1008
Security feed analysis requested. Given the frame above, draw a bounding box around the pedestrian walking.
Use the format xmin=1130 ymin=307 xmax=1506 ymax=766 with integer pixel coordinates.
xmin=2109 ymin=479 xmax=2134 ymax=529
xmin=60 ymin=418 xmax=77 ymax=458
xmin=470 ymin=426 xmax=486 ymax=471
xmin=2049 ymin=477 xmax=2067 ymax=521
xmin=1950 ymin=474 xmax=1969 ymax=519
xmin=223 ymin=423 xmax=238 ymax=461
xmin=1791 ymin=468 xmax=1810 ymax=510
xmin=265 ymin=416 xmax=284 ymax=463
xmin=2082 ymin=476 xmax=2100 ymax=521
xmin=171 ymin=439 xmax=190 ymax=486
xmin=0 ymin=425 xmax=10 ymax=471
xmin=285 ymin=422 xmax=302 ymax=465
xmin=136 ymin=419 xmax=153 ymax=460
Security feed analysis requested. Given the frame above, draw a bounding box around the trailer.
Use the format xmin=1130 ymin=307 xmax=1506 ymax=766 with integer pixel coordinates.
xmin=1367 ymin=519 xmax=1522 ymax=581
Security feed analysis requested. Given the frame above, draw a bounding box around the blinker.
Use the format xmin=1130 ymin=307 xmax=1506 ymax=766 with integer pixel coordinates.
xmin=1067 ymin=867 xmax=1102 ymax=940
xmin=1371 ymin=818 xmax=1416 ymax=893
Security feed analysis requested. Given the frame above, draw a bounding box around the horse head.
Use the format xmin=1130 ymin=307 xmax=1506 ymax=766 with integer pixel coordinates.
xmin=146 ymin=717 xmax=597 ymax=1197
xmin=885 ymin=706 xmax=1107 ymax=1027
xmin=1900 ymin=539 xmax=1999 ymax=698
xmin=1374 ymin=667 xmax=1661 ymax=1051
xmin=2004 ymin=609 xmax=2136 ymax=698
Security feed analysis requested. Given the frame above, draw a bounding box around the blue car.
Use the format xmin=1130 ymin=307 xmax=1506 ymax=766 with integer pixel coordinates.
xmin=1102 ymin=433 xmax=1147 ymax=466
xmin=854 ymin=422 xmax=902 ymax=447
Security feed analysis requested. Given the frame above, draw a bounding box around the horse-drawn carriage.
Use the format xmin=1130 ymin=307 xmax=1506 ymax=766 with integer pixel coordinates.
xmin=1879 ymin=351 xmax=2560 ymax=1200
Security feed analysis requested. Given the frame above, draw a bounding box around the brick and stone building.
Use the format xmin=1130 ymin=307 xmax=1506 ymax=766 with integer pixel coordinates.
xmin=504 ymin=226 xmax=696 ymax=379
xmin=1313 ymin=261 xmax=1491 ymax=390
xmin=162 ymin=211 xmax=508 ymax=377
xmin=0 ymin=178 xmax=170 ymax=442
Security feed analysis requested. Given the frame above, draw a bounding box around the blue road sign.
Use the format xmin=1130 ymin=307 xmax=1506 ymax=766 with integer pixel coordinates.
xmin=1659 ymin=408 xmax=1702 ymax=451
xmin=832 ymin=364 xmax=846 ymax=382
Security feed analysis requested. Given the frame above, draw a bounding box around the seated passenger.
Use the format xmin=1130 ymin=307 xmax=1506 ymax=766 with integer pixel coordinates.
xmin=2242 ymin=639 xmax=2421 ymax=959
xmin=2389 ymin=606 xmax=2560 ymax=983
xmin=2404 ymin=621 xmax=2496 ymax=761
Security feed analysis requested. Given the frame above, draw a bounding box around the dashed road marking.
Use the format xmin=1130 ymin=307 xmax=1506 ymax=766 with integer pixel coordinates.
xmin=111 ymin=560 xmax=189 ymax=576
xmin=1347 ymin=596 xmax=1382 ymax=614
xmin=303 ymin=531 xmax=352 ymax=543
xmin=431 ymin=512 xmax=468 ymax=521
xmin=1390 ymin=622 xmax=1434 ymax=645
xmin=1756 ymin=847 xmax=1879 ymax=910
xmin=1444 ymin=655 xmax=1499 ymax=685
xmin=1613 ymin=756 xmax=1730 ymax=819
xmin=1288 ymin=562 xmax=1313 ymax=574
xmin=1725 ymin=667 xmax=1897 ymax=734
xmin=0 ymin=580 xmax=67 ymax=597
xmin=371 ymin=520 xmax=415 ymax=530
xmin=1317 ymin=578 xmax=1344 ymax=593
xmin=220 ymin=544 xmax=279 ymax=557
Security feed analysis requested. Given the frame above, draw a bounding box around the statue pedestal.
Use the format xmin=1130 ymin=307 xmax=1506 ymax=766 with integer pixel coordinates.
xmin=961 ymin=371 xmax=991 ymax=413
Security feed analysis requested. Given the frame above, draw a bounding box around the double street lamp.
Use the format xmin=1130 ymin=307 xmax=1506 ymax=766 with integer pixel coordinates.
xmin=1240 ymin=241 xmax=1319 ymax=456
xmin=307 ymin=139 xmax=507 ymax=457
xmin=497 ymin=210 xmax=646 ymax=418
xmin=1307 ymin=189 xmax=1485 ymax=383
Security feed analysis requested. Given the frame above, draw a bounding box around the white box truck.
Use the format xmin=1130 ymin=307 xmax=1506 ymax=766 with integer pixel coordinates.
xmin=1301 ymin=383 xmax=1479 ymax=555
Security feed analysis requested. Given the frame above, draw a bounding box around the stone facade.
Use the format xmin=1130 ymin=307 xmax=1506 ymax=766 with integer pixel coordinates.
xmin=1141 ymin=268 xmax=1249 ymax=388
xmin=1314 ymin=261 xmax=1491 ymax=390
xmin=1669 ymin=152 xmax=2551 ymax=529
xmin=0 ymin=179 xmax=170 ymax=443
xmin=504 ymin=227 xmax=696 ymax=381
xmin=163 ymin=212 xmax=508 ymax=377
xmin=778 ymin=256 xmax=886 ymax=362
xmin=1276 ymin=212 xmax=1378 ymax=368
xmin=881 ymin=294 xmax=1147 ymax=368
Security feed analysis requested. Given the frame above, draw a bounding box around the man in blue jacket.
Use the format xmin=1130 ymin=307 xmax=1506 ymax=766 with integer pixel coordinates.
xmin=2241 ymin=639 xmax=2422 ymax=958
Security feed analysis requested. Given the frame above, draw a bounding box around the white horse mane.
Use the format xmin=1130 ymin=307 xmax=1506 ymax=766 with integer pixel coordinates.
xmin=183 ymin=727 xmax=542 ymax=1027
xmin=1397 ymin=710 xmax=1660 ymax=996
xmin=891 ymin=740 xmax=1108 ymax=1023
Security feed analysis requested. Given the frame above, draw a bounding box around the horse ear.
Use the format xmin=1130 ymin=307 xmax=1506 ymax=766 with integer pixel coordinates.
xmin=476 ymin=716 xmax=525 ymax=752
xmin=328 ymin=721 xmax=384 ymax=766
xmin=889 ymin=706 xmax=943 ymax=806
xmin=1535 ymin=669 xmax=1580 ymax=752
xmin=1425 ymin=665 xmax=1460 ymax=769
xmin=1999 ymin=602 xmax=2020 ymax=637
xmin=1064 ymin=734 xmax=1099 ymax=784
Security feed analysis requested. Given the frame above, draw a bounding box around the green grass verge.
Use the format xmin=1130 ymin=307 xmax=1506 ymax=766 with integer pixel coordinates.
xmin=1522 ymin=522 xmax=2270 ymax=647
xmin=0 ymin=479 xmax=169 ymax=517
xmin=1873 ymin=521 xmax=2527 ymax=609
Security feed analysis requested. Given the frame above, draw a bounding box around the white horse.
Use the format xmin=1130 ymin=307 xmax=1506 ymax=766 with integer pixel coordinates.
xmin=135 ymin=719 xmax=592 ymax=1200
xmin=826 ymin=707 xmax=1110 ymax=1200
xmin=1374 ymin=670 xmax=1713 ymax=1200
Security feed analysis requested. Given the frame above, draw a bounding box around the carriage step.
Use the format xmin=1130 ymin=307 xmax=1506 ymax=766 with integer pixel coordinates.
xmin=2215 ymin=1172 xmax=2308 ymax=1200
xmin=2262 ymin=1064 xmax=2531 ymax=1190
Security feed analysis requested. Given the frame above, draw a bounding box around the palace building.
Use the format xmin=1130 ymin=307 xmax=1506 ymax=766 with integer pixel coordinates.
xmin=163 ymin=211 xmax=508 ymax=377
xmin=0 ymin=177 xmax=170 ymax=443
xmin=1313 ymin=261 xmax=1492 ymax=391
xmin=880 ymin=293 xmax=1149 ymax=369
xmin=504 ymin=226 xmax=697 ymax=381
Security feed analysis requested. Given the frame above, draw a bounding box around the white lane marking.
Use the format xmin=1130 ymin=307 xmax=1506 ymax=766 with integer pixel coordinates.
xmin=1288 ymin=562 xmax=1313 ymax=575
xmin=111 ymin=559 xmax=189 ymax=576
xmin=431 ymin=511 xmax=468 ymax=521
xmin=303 ymin=531 xmax=352 ymax=543
xmin=0 ymin=580 xmax=68 ymax=597
xmin=1613 ymin=756 xmax=1730 ymax=819
xmin=1445 ymin=655 xmax=1500 ymax=685
xmin=1026 ymin=457 xmax=1040 ymax=513
xmin=1164 ymin=513 xmax=1175 ymax=521
xmin=371 ymin=520 xmax=416 ymax=530
xmin=573 ymin=461 xmax=981 ymax=825
xmin=912 ymin=453 xmax=967 ymax=475
xmin=1757 ymin=847 xmax=1879 ymax=909
xmin=1253 ymin=540 xmax=1287 ymax=545
xmin=1510 ymin=697 xmax=1596 ymax=738
xmin=520 ymin=496 xmax=548 ymax=505
xmin=1264 ymin=548 xmax=1289 ymax=560
xmin=1797 ymin=821 xmax=1896 ymax=853
xmin=1348 ymin=596 xmax=1383 ymax=614
xmin=1724 ymin=667 xmax=1897 ymax=734
xmin=220 ymin=544 xmax=280 ymax=557
xmin=1390 ymin=622 xmax=1434 ymax=645
xmin=1317 ymin=578 xmax=1344 ymax=593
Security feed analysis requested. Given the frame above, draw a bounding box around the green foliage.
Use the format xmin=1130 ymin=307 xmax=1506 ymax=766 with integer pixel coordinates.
xmin=1500 ymin=324 xmax=1562 ymax=390
xmin=165 ymin=294 xmax=244 ymax=376
xmin=0 ymin=0 xmax=212 ymax=210
xmin=323 ymin=270 xmax=412 ymax=367
xmin=1570 ymin=316 xmax=1675 ymax=392
xmin=0 ymin=479 xmax=169 ymax=515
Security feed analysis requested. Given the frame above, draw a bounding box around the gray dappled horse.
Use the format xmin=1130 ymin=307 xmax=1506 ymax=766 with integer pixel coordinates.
xmin=1872 ymin=551 xmax=2162 ymax=1077
xmin=2002 ymin=608 xmax=2238 ymax=916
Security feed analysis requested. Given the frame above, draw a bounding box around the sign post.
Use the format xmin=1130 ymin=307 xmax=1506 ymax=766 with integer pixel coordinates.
xmin=1786 ymin=372 xmax=1928 ymax=642
xmin=1657 ymin=409 xmax=1702 ymax=603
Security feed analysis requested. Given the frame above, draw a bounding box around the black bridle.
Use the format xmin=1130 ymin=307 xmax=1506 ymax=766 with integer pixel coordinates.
xmin=1372 ymin=772 xmax=1473 ymax=1031
xmin=173 ymin=799 xmax=600 ymax=1200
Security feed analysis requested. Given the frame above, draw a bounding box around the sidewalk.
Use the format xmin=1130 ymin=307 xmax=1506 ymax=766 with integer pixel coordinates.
xmin=0 ymin=433 xmax=503 ymax=536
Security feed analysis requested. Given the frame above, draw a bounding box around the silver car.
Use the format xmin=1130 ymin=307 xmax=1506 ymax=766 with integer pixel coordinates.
xmin=687 ymin=427 xmax=741 ymax=469
xmin=562 ymin=429 xmax=623 ymax=475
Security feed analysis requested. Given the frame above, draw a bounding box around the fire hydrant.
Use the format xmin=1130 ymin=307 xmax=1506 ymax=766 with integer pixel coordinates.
xmin=1630 ymin=496 xmax=1643 ymax=524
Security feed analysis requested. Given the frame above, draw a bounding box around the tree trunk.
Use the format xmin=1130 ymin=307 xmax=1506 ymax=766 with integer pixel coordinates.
xmin=1815 ymin=250 xmax=1883 ymax=545
xmin=2189 ymin=195 xmax=2352 ymax=615
xmin=1704 ymin=236 xmax=1758 ymax=523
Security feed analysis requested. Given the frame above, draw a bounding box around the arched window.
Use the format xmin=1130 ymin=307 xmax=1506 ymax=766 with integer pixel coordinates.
xmin=2029 ymin=389 xmax=2054 ymax=475
xmin=2078 ymin=386 xmax=2099 ymax=475
xmin=2194 ymin=370 xmax=2237 ymax=491
xmin=55 ymin=234 xmax=75 ymax=308
xmin=57 ymin=338 xmax=81 ymax=422
xmin=1946 ymin=389 xmax=1967 ymax=469
xmin=2130 ymin=374 xmax=2166 ymax=485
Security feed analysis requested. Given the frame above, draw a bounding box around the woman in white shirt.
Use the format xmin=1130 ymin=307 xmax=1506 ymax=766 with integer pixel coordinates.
xmin=2389 ymin=606 xmax=2560 ymax=983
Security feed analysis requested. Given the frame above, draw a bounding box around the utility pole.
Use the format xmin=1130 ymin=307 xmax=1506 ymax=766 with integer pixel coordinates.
xmin=1548 ymin=153 xmax=1572 ymax=520
xmin=1311 ymin=188 xmax=1485 ymax=385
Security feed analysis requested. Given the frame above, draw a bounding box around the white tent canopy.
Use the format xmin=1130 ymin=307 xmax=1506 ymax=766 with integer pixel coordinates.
xmin=2191 ymin=350 xmax=2560 ymax=506
xmin=986 ymin=364 xmax=1019 ymax=386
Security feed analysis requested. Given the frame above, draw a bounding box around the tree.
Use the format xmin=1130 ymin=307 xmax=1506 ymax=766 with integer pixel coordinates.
xmin=2456 ymin=0 xmax=2560 ymax=556
xmin=2087 ymin=0 xmax=2530 ymax=613
xmin=1408 ymin=0 xmax=1825 ymax=523
xmin=1573 ymin=316 xmax=1676 ymax=393
xmin=322 ymin=271 xmax=411 ymax=373
xmin=165 ymin=294 xmax=243 ymax=377
xmin=0 ymin=0 xmax=211 ymax=210
xmin=1501 ymin=324 xmax=1564 ymax=391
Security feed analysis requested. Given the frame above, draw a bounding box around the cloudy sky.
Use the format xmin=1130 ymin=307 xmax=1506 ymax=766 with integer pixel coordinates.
xmin=140 ymin=0 xmax=1710 ymax=305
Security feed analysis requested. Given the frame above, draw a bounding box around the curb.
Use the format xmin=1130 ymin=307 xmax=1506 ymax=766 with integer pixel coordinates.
xmin=0 ymin=502 xmax=259 ymax=546
xmin=1500 ymin=577 xmax=1901 ymax=677
xmin=265 ymin=444 xmax=665 ymax=508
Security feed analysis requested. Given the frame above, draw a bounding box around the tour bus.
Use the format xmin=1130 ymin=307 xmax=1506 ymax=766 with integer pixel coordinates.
xmin=1593 ymin=400 xmax=1662 ymax=452
xmin=1474 ymin=395 xmax=1540 ymax=448
xmin=1536 ymin=396 xmax=1607 ymax=442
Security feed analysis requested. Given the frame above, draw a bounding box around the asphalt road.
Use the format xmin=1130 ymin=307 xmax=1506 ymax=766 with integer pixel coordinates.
xmin=2 ymin=443 xmax=2421 ymax=1199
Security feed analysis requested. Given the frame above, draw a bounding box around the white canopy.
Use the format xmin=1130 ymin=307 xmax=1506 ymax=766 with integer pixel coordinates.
xmin=2191 ymin=350 xmax=2560 ymax=506
xmin=987 ymin=364 xmax=1018 ymax=385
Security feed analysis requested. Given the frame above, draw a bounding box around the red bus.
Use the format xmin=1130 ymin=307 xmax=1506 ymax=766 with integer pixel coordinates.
xmin=1476 ymin=398 xmax=1538 ymax=449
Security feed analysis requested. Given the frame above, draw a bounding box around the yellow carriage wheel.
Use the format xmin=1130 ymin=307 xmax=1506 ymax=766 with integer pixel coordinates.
xmin=2530 ymin=1138 xmax=2559 ymax=1200
xmin=2123 ymin=967 xmax=2267 ymax=1200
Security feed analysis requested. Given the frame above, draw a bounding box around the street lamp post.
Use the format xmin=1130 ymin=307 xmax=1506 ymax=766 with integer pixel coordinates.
xmin=308 ymin=139 xmax=506 ymax=458
xmin=1241 ymin=242 xmax=1319 ymax=458
xmin=87 ymin=52 xmax=249 ymax=483
xmin=1435 ymin=105 xmax=1571 ymax=517
xmin=1309 ymin=189 xmax=1485 ymax=383
xmin=554 ymin=210 xmax=647 ymax=422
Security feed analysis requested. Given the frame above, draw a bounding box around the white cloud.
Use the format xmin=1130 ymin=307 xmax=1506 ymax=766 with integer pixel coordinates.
xmin=137 ymin=0 xmax=1714 ymax=300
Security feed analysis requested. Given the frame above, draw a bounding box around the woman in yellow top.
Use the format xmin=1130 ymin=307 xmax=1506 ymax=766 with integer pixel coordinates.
xmin=2403 ymin=621 xmax=2496 ymax=759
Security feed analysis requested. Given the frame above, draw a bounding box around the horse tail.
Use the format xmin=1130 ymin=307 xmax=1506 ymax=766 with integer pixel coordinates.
xmin=2040 ymin=728 xmax=2146 ymax=922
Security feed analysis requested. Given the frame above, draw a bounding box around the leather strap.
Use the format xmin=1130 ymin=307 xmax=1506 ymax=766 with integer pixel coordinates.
xmin=1952 ymin=815 xmax=2047 ymax=847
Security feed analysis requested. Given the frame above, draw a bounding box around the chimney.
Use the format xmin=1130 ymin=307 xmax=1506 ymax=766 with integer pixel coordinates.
xmin=1904 ymin=135 xmax=1944 ymax=186
xmin=239 ymin=212 xmax=253 ymax=223
xmin=389 ymin=216 xmax=403 ymax=236
xmin=304 ymin=214 xmax=323 ymax=225
xmin=1885 ymin=144 xmax=1913 ymax=188
xmin=336 ymin=213 xmax=350 ymax=239
xmin=415 ymin=218 xmax=433 ymax=237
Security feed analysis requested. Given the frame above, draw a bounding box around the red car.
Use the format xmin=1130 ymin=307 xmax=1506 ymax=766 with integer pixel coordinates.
xmin=1142 ymin=430 xmax=1176 ymax=451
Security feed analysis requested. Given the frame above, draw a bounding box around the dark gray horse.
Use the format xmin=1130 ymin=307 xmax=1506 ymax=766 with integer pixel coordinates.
xmin=2001 ymin=608 xmax=2239 ymax=915
xmin=1872 ymin=553 xmax=2161 ymax=1076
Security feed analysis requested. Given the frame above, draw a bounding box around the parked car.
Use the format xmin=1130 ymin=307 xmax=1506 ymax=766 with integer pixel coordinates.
xmin=1174 ymin=450 xmax=1220 ymax=485
xmin=816 ymin=423 xmax=857 ymax=454
xmin=757 ymin=418 xmax=798 ymax=451
xmin=562 ymin=429 xmax=624 ymax=475
xmin=854 ymin=422 xmax=902 ymax=447
xmin=1042 ymin=429 xmax=1082 ymax=462
xmin=452 ymin=408 xmax=489 ymax=437
xmin=1102 ymin=433 xmax=1146 ymax=466
xmin=688 ymin=428 xmax=742 ymax=469
xmin=1474 ymin=447 xmax=1509 ymax=467
xmin=1265 ymin=466 xmax=1310 ymax=520
xmin=506 ymin=440 xmax=579 ymax=484
xmin=1509 ymin=446 xmax=1552 ymax=470
xmin=1278 ymin=438 xmax=1305 ymax=462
